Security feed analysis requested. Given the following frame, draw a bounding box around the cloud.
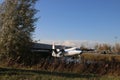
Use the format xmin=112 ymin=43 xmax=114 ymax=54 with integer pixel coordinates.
xmin=35 ymin=40 xmax=103 ymax=48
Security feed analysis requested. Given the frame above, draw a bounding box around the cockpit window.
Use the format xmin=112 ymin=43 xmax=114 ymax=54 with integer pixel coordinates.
xmin=75 ymin=48 xmax=80 ymax=50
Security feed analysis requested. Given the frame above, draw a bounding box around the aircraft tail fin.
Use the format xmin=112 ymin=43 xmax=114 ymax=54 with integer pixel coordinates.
xmin=52 ymin=42 xmax=55 ymax=50
xmin=52 ymin=42 xmax=56 ymax=57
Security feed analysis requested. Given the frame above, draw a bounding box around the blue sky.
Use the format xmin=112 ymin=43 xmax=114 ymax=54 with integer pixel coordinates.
xmin=34 ymin=0 xmax=120 ymax=43
xmin=1 ymin=0 xmax=120 ymax=43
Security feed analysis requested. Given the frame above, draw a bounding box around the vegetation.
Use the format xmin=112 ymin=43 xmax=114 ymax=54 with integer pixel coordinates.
xmin=0 ymin=0 xmax=38 ymax=64
xmin=112 ymin=43 xmax=120 ymax=54
xmin=0 ymin=67 xmax=94 ymax=80
xmin=81 ymin=53 xmax=120 ymax=62
xmin=0 ymin=57 xmax=120 ymax=80
xmin=0 ymin=67 xmax=120 ymax=80
xmin=95 ymin=43 xmax=120 ymax=54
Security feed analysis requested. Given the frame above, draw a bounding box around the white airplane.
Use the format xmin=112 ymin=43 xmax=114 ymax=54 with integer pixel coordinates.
xmin=52 ymin=42 xmax=82 ymax=57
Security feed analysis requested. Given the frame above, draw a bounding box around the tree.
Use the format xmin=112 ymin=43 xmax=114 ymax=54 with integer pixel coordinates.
xmin=0 ymin=0 xmax=38 ymax=63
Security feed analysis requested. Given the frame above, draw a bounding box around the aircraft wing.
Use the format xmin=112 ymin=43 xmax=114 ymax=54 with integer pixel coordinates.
xmin=65 ymin=47 xmax=76 ymax=51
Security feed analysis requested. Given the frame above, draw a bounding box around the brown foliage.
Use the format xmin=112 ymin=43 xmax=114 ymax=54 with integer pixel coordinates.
xmin=28 ymin=57 xmax=120 ymax=76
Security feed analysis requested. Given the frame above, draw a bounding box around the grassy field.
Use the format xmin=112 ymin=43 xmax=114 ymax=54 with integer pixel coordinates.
xmin=0 ymin=67 xmax=120 ymax=80
xmin=81 ymin=53 xmax=120 ymax=62
xmin=0 ymin=53 xmax=120 ymax=80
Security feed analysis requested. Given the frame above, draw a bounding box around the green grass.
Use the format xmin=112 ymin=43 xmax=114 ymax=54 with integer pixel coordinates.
xmin=0 ymin=67 xmax=120 ymax=80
